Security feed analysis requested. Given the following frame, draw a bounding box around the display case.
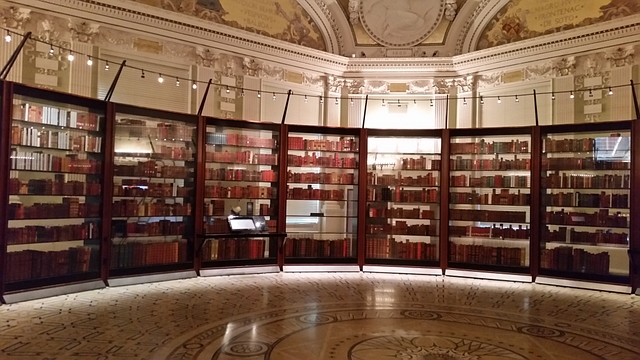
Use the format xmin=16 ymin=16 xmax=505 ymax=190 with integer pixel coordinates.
xmin=201 ymin=119 xmax=280 ymax=267
xmin=448 ymin=129 xmax=532 ymax=273
xmin=540 ymin=123 xmax=631 ymax=284
xmin=365 ymin=130 xmax=442 ymax=267
xmin=2 ymin=84 xmax=107 ymax=292
xmin=110 ymin=105 xmax=196 ymax=276
xmin=284 ymin=126 xmax=360 ymax=264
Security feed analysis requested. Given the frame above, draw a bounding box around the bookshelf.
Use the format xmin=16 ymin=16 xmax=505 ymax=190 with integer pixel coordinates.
xmin=540 ymin=126 xmax=631 ymax=283
xmin=202 ymin=119 xmax=280 ymax=266
xmin=110 ymin=105 xmax=196 ymax=276
xmin=448 ymin=131 xmax=532 ymax=272
xmin=284 ymin=126 xmax=360 ymax=264
xmin=3 ymin=85 xmax=106 ymax=292
xmin=365 ymin=131 xmax=442 ymax=267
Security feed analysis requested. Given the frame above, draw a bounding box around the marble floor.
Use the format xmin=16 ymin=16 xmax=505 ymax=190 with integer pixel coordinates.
xmin=0 ymin=273 xmax=639 ymax=360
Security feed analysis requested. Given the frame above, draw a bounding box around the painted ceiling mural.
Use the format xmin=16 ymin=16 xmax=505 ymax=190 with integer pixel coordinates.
xmin=477 ymin=0 xmax=640 ymax=50
xmin=133 ymin=0 xmax=327 ymax=51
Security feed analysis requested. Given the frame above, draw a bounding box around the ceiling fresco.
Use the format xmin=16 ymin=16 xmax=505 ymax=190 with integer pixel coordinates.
xmin=477 ymin=0 xmax=640 ymax=50
xmin=133 ymin=0 xmax=327 ymax=51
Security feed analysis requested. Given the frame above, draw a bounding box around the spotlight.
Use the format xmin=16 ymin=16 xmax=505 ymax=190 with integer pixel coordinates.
xmin=158 ymin=74 xmax=164 ymax=83
xmin=4 ymin=32 xmax=11 ymax=43
xmin=141 ymin=70 xmax=145 ymax=79
xmin=570 ymin=91 xmax=574 ymax=99
xmin=226 ymin=86 xmax=230 ymax=94
xmin=497 ymin=96 xmax=501 ymax=104
xmin=480 ymin=96 xmax=484 ymax=105
xmin=515 ymin=95 xmax=519 ymax=103
xmin=257 ymin=91 xmax=261 ymax=98
xmin=192 ymin=82 xmax=197 ymax=89
xmin=463 ymin=98 xmax=467 ymax=106
xmin=430 ymin=99 xmax=433 ymax=107
xmin=272 ymin=93 xmax=276 ymax=100
xmin=382 ymin=99 xmax=386 ymax=107
xmin=49 ymin=45 xmax=54 ymax=56
xmin=67 ymin=52 xmax=74 ymax=62
xmin=86 ymin=56 xmax=93 ymax=66
xmin=105 ymin=61 xmax=109 ymax=71
xmin=320 ymin=97 xmax=324 ymax=104
xmin=551 ymin=93 xmax=555 ymax=100
xmin=175 ymin=77 xmax=180 ymax=87
xmin=304 ymin=95 xmax=308 ymax=103
xmin=588 ymin=89 xmax=593 ymax=98
xmin=609 ymin=87 xmax=613 ymax=96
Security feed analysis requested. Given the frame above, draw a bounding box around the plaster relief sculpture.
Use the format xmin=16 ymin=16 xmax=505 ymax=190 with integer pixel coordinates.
xmin=444 ymin=0 xmax=458 ymax=21
xmin=359 ymin=0 xmax=445 ymax=47
xmin=605 ymin=47 xmax=634 ymax=68
xmin=196 ymin=48 xmax=219 ymax=68
xmin=364 ymin=80 xmax=389 ymax=94
xmin=69 ymin=21 xmax=99 ymax=43
xmin=553 ymin=57 xmax=576 ymax=77
xmin=0 ymin=6 xmax=30 ymax=30
xmin=242 ymin=57 xmax=262 ymax=77
xmin=348 ymin=0 xmax=359 ymax=25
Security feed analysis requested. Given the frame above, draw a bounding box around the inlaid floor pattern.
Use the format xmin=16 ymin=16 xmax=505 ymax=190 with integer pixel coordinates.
xmin=1 ymin=273 xmax=639 ymax=359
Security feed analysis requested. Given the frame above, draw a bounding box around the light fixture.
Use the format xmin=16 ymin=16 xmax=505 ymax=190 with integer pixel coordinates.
xmin=105 ymin=61 xmax=109 ymax=71
xmin=609 ymin=87 xmax=613 ymax=96
xmin=67 ymin=51 xmax=74 ymax=62
xmin=463 ymin=98 xmax=467 ymax=106
xmin=551 ymin=93 xmax=556 ymax=100
xmin=257 ymin=91 xmax=261 ymax=98
xmin=515 ymin=95 xmax=519 ymax=103
xmin=304 ymin=95 xmax=308 ymax=103
xmin=588 ymin=89 xmax=593 ymax=97
xmin=570 ymin=91 xmax=574 ymax=99
xmin=86 ymin=56 xmax=93 ymax=66
xmin=226 ymin=86 xmax=230 ymax=94
xmin=158 ymin=74 xmax=164 ymax=83
xmin=497 ymin=96 xmax=501 ymax=104
xmin=175 ymin=77 xmax=180 ymax=87
xmin=351 ymin=98 xmax=354 ymax=106
xmin=49 ymin=45 xmax=54 ymax=56
xmin=320 ymin=97 xmax=324 ymax=104
xmin=192 ymin=82 xmax=197 ymax=90
xmin=382 ymin=99 xmax=386 ymax=106
xmin=413 ymin=99 xmax=417 ymax=106
xmin=335 ymin=97 xmax=339 ymax=105
xmin=4 ymin=31 xmax=11 ymax=43
xmin=480 ymin=96 xmax=484 ymax=105
xmin=241 ymin=90 xmax=245 ymax=97
xmin=430 ymin=99 xmax=433 ymax=107
xmin=141 ymin=70 xmax=145 ymax=79
xmin=272 ymin=92 xmax=276 ymax=100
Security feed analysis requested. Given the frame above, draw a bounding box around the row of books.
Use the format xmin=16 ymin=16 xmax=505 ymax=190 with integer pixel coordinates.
xmin=367 ymin=207 xmax=436 ymax=220
xmin=450 ymin=190 xmax=530 ymax=206
xmin=205 ymin=185 xmax=276 ymax=199
xmin=545 ymin=210 xmax=628 ymax=228
xmin=287 ymin=187 xmax=346 ymax=201
xmin=368 ymin=172 xmax=438 ymax=187
xmin=111 ymin=220 xmax=185 ymax=238
xmin=542 ymin=137 xmax=622 ymax=153
xmin=288 ymin=171 xmax=356 ymax=185
xmin=203 ymin=218 xmax=277 ymax=233
xmin=9 ymin=200 xmax=100 ymax=220
xmin=111 ymin=240 xmax=189 ymax=269
xmin=450 ymin=140 xmax=529 ymax=155
xmin=10 ymin=151 xmax=102 ymax=174
xmin=367 ymin=188 xmax=439 ymax=203
xmin=283 ymin=237 xmax=351 ymax=258
xmin=449 ymin=225 xmax=530 ymax=240
xmin=449 ymin=243 xmax=527 ymax=266
xmin=543 ymin=172 xmax=629 ymax=189
xmin=207 ymin=132 xmax=276 ymax=149
xmin=203 ymin=201 xmax=274 ymax=217
xmin=205 ymin=169 xmax=277 ymax=182
xmin=13 ymin=103 xmax=100 ymax=131
xmin=202 ymin=238 xmax=267 ymax=261
xmin=543 ymin=226 xmax=627 ymax=245
xmin=112 ymin=200 xmax=191 ymax=217
xmin=114 ymin=183 xmax=191 ymax=198
xmin=12 ymin=126 xmax=102 ymax=152
xmin=115 ymin=145 xmax=193 ymax=161
xmin=287 ymin=154 xmax=357 ymax=168
xmin=9 ymin=177 xmax=101 ymax=196
xmin=450 ymin=175 xmax=529 ymax=188
xmin=450 ymin=209 xmax=527 ymax=223
xmin=288 ymin=137 xmax=358 ymax=152
xmin=544 ymin=192 xmax=628 ymax=208
xmin=116 ymin=120 xmax=193 ymax=140
xmin=399 ymin=157 xmax=441 ymax=170
xmin=206 ymin=150 xmax=278 ymax=165
xmin=542 ymin=158 xmax=629 ymax=170
xmin=7 ymin=222 xmax=100 ymax=245
xmin=367 ymin=223 xmax=437 ymax=236
xmin=5 ymin=246 xmax=97 ymax=283
xmin=541 ymin=246 xmax=610 ymax=275
xmin=114 ymin=162 xmax=190 ymax=178
xmin=450 ymin=157 xmax=530 ymax=171
xmin=366 ymin=238 xmax=438 ymax=260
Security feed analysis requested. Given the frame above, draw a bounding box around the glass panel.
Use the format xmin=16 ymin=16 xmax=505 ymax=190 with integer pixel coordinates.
xmin=541 ymin=130 xmax=630 ymax=277
xmin=203 ymin=123 xmax=279 ymax=261
xmin=111 ymin=112 xmax=196 ymax=270
xmin=366 ymin=136 xmax=441 ymax=262
xmin=449 ymin=135 xmax=531 ymax=268
xmin=285 ymin=132 xmax=359 ymax=259
xmin=7 ymin=95 xmax=104 ymax=285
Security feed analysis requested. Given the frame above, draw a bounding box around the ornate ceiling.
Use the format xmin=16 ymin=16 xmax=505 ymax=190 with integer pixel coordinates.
xmin=127 ymin=0 xmax=640 ymax=57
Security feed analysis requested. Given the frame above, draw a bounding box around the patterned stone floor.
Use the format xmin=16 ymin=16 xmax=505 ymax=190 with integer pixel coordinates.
xmin=0 ymin=273 xmax=639 ymax=359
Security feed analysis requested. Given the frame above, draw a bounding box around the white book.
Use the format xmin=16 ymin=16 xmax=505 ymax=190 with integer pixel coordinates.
xmin=70 ymin=111 xmax=77 ymax=128
xmin=11 ymin=150 xmax=16 ymax=169
xmin=21 ymin=104 xmax=30 ymax=121
xmin=21 ymin=126 xmax=26 ymax=146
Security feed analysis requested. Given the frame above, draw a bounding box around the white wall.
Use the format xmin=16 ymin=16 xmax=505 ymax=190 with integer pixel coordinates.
xmin=364 ymin=96 xmax=438 ymax=129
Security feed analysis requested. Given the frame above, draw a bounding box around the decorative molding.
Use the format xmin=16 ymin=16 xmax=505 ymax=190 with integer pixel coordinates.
xmin=328 ymin=75 xmax=345 ymax=93
xmin=307 ymin=0 xmax=344 ymax=55
xmin=433 ymin=79 xmax=451 ymax=94
xmin=407 ymin=80 xmax=434 ymax=94
xmin=553 ymin=57 xmax=576 ymax=77
xmin=345 ymin=79 xmax=364 ymax=94
xmin=68 ymin=21 xmax=98 ymax=43
xmin=302 ymin=73 xmax=324 ymax=89
xmin=262 ymin=63 xmax=285 ymax=82
xmin=0 ymin=5 xmax=30 ymax=30
xmin=455 ymin=0 xmax=493 ymax=54
xmin=477 ymin=72 xmax=503 ymax=89
xmin=574 ymin=54 xmax=611 ymax=123
xmin=444 ymin=0 xmax=458 ymax=22
xmin=525 ymin=62 xmax=553 ymax=81
xmin=242 ymin=57 xmax=261 ymax=77
xmin=364 ymin=80 xmax=389 ymax=94
xmin=604 ymin=46 xmax=634 ymax=68
xmin=348 ymin=0 xmax=359 ymax=26
xmin=195 ymin=48 xmax=218 ymax=68
xmin=454 ymin=76 xmax=474 ymax=93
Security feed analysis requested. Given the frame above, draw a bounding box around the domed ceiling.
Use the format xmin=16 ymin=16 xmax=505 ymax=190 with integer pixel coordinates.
xmin=130 ymin=0 xmax=640 ymax=56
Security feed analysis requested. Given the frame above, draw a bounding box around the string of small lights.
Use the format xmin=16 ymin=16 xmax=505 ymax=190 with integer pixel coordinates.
xmin=2 ymin=26 xmax=638 ymax=105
